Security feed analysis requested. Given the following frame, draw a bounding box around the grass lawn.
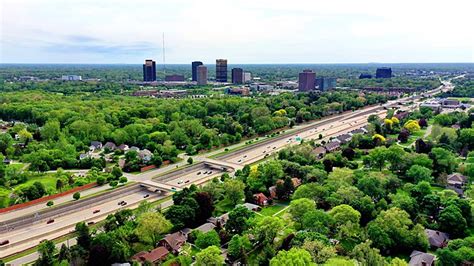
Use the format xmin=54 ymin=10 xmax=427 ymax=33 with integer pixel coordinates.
xmin=259 ymin=203 xmax=288 ymax=217
xmin=13 ymin=174 xmax=58 ymax=193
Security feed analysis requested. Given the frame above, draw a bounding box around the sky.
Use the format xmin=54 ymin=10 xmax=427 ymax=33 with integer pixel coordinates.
xmin=1 ymin=0 xmax=473 ymax=64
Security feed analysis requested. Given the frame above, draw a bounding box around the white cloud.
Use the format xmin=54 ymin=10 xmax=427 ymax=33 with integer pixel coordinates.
xmin=1 ymin=0 xmax=473 ymax=63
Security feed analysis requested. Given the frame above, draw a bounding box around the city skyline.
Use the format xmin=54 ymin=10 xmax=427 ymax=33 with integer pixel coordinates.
xmin=1 ymin=0 xmax=474 ymax=64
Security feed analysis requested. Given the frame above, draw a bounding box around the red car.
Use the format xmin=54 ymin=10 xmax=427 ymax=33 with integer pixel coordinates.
xmin=0 ymin=240 xmax=9 ymax=246
xmin=47 ymin=219 xmax=55 ymax=224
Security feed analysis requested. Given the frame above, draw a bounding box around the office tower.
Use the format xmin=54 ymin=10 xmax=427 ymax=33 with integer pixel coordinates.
xmin=143 ymin=59 xmax=156 ymax=81
xmin=243 ymin=72 xmax=252 ymax=83
xmin=164 ymin=74 xmax=185 ymax=82
xmin=197 ymin=65 xmax=208 ymax=85
xmin=191 ymin=61 xmax=203 ymax=81
xmin=359 ymin=73 xmax=372 ymax=79
xmin=231 ymin=68 xmax=243 ymax=84
xmin=376 ymin=67 xmax=392 ymax=78
xmin=216 ymin=59 xmax=228 ymax=82
xmin=316 ymin=77 xmax=337 ymax=91
xmin=298 ymin=69 xmax=316 ymax=91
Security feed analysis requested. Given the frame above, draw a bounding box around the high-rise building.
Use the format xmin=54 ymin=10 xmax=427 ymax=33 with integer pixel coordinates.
xmin=231 ymin=68 xmax=243 ymax=84
xmin=316 ymin=77 xmax=337 ymax=91
xmin=359 ymin=73 xmax=372 ymax=79
xmin=243 ymin=72 xmax=252 ymax=83
xmin=298 ymin=70 xmax=316 ymax=91
xmin=143 ymin=59 xmax=156 ymax=81
xmin=191 ymin=61 xmax=203 ymax=81
xmin=197 ymin=65 xmax=208 ymax=85
xmin=376 ymin=67 xmax=392 ymax=78
xmin=216 ymin=59 xmax=228 ymax=82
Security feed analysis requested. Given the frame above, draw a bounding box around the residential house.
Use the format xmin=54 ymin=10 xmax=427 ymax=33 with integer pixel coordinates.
xmin=139 ymin=149 xmax=153 ymax=163
xmin=194 ymin=223 xmax=216 ymax=234
xmin=394 ymin=111 xmax=409 ymax=120
xmin=159 ymin=231 xmax=188 ymax=254
xmin=447 ymin=173 xmax=468 ymax=188
xmin=324 ymin=141 xmax=341 ymax=152
xmin=131 ymin=246 xmax=169 ymax=264
xmin=118 ymin=144 xmax=129 ymax=152
xmin=336 ymin=134 xmax=352 ymax=144
xmin=79 ymin=153 xmax=89 ymax=160
xmin=90 ymin=141 xmax=103 ymax=151
xmin=253 ymin=193 xmax=269 ymax=206
xmin=241 ymin=202 xmax=262 ymax=212
xmin=408 ymin=251 xmax=436 ymax=266
xmin=103 ymin=142 xmax=117 ymax=151
xmin=3 ymin=158 xmax=11 ymax=165
xmin=207 ymin=213 xmax=229 ymax=228
xmin=350 ymin=127 xmax=368 ymax=135
xmin=268 ymin=186 xmax=277 ymax=199
xmin=425 ymin=229 xmax=449 ymax=248
xmin=313 ymin=146 xmax=326 ymax=159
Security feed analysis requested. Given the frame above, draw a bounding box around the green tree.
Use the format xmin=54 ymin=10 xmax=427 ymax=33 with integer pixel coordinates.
xmin=288 ymin=198 xmax=316 ymax=229
xmin=111 ymin=166 xmax=123 ymax=179
xmin=438 ymin=205 xmax=467 ymax=238
xmin=302 ymin=240 xmax=337 ymax=264
xmin=46 ymin=201 xmax=54 ymax=207
xmin=225 ymin=205 xmax=254 ymax=235
xmin=270 ymin=248 xmax=315 ymax=266
xmin=58 ymin=243 xmax=71 ymax=262
xmin=187 ymin=157 xmax=193 ymax=164
xmin=223 ymin=179 xmax=245 ymax=206
xmin=351 ymin=240 xmax=385 ymax=265
xmin=406 ymin=165 xmax=433 ymax=183
xmin=35 ymin=240 xmax=57 ymax=266
xmin=41 ymin=120 xmax=61 ymax=141
xmin=227 ymin=234 xmax=252 ymax=261
xmin=195 ymin=246 xmax=224 ymax=266
xmin=195 ymin=230 xmax=221 ymax=249
xmin=75 ymin=222 xmax=91 ymax=249
xmin=73 ymin=192 xmax=80 ymax=200
xmin=253 ymin=216 xmax=285 ymax=246
xmin=328 ymin=204 xmax=361 ymax=226
xmin=135 ymin=212 xmax=172 ymax=246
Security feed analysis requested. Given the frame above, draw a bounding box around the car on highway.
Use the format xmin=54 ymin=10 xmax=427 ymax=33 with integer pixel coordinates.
xmin=47 ymin=219 xmax=55 ymax=224
xmin=273 ymin=147 xmax=276 ymax=149
xmin=120 ymin=201 xmax=127 ymax=206
xmin=177 ymin=180 xmax=184 ymax=184
xmin=118 ymin=201 xmax=125 ymax=205
xmin=93 ymin=209 xmax=100 ymax=214
xmin=209 ymin=171 xmax=213 ymax=174
xmin=87 ymin=221 xmax=95 ymax=225
xmin=185 ymin=180 xmax=190 ymax=183
xmin=243 ymin=155 xmax=247 ymax=158
xmin=144 ymin=194 xmax=150 ymax=198
xmin=197 ymin=171 xmax=201 ymax=175
xmin=0 ymin=240 xmax=9 ymax=246
xmin=238 ymin=159 xmax=242 ymax=162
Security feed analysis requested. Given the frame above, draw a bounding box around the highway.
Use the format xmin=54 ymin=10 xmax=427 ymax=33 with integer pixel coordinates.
xmin=0 ymin=79 xmax=455 ymax=260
